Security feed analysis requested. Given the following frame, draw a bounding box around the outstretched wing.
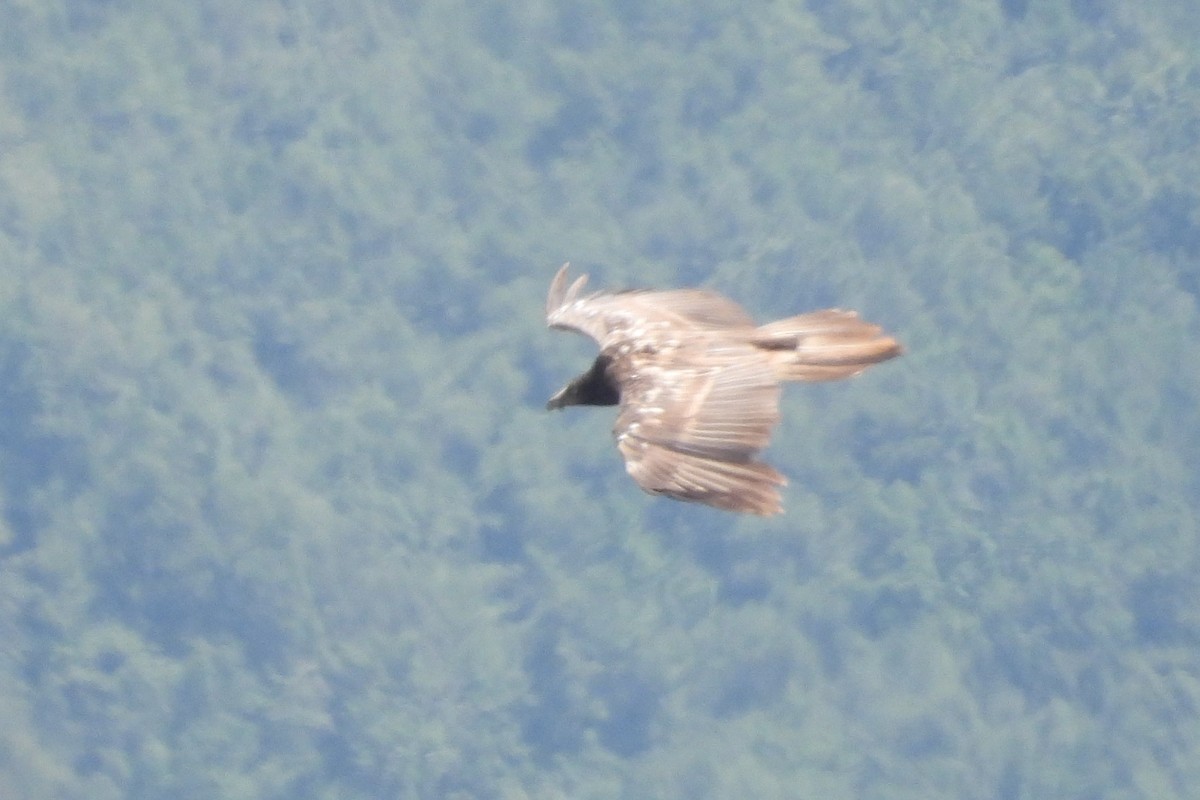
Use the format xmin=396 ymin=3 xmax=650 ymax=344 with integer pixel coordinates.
xmin=546 ymin=263 xmax=755 ymax=349
xmin=613 ymin=341 xmax=787 ymax=515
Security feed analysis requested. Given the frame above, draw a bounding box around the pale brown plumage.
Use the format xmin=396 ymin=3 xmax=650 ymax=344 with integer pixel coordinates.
xmin=545 ymin=263 xmax=901 ymax=515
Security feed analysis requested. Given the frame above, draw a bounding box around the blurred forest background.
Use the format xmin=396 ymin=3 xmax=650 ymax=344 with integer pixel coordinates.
xmin=2 ymin=0 xmax=1199 ymax=798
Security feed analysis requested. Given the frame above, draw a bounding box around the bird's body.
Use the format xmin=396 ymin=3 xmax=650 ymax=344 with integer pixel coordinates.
xmin=545 ymin=264 xmax=901 ymax=515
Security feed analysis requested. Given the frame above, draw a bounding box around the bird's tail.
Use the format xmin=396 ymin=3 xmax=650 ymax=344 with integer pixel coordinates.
xmin=752 ymin=310 xmax=902 ymax=382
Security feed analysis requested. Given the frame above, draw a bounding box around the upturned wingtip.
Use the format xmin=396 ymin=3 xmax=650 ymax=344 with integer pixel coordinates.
xmin=546 ymin=263 xmax=571 ymax=318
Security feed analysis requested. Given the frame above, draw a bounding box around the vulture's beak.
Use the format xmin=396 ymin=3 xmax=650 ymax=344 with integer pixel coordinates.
xmin=546 ymin=388 xmax=567 ymax=411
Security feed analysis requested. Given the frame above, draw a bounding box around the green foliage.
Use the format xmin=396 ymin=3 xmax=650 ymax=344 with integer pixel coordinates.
xmin=1 ymin=0 xmax=1198 ymax=797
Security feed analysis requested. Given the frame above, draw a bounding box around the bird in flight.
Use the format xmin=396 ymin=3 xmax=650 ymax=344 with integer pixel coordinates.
xmin=545 ymin=264 xmax=902 ymax=515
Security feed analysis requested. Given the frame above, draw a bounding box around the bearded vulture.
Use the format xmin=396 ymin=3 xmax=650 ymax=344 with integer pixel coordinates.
xmin=545 ymin=264 xmax=901 ymax=515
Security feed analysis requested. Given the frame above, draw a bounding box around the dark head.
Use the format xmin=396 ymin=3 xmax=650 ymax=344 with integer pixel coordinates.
xmin=546 ymin=355 xmax=620 ymax=410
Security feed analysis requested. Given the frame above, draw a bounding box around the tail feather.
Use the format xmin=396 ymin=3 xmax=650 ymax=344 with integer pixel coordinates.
xmin=754 ymin=310 xmax=902 ymax=382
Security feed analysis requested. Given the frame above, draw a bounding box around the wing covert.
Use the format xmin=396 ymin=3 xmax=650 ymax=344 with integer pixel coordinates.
xmin=612 ymin=340 xmax=786 ymax=514
xmin=615 ymin=342 xmax=781 ymax=461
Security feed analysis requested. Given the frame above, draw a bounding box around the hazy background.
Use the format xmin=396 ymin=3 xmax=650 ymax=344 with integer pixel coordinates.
xmin=1 ymin=1 xmax=1198 ymax=797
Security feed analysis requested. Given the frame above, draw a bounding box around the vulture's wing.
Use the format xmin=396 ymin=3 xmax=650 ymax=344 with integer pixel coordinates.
xmin=613 ymin=341 xmax=787 ymax=515
xmin=546 ymin=263 xmax=755 ymax=348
